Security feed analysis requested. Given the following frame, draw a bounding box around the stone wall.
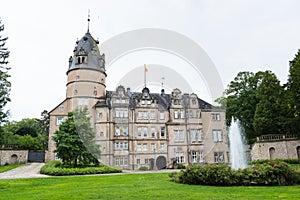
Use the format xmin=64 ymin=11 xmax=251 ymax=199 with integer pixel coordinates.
xmin=251 ymin=139 xmax=300 ymax=160
xmin=0 ymin=150 xmax=28 ymax=165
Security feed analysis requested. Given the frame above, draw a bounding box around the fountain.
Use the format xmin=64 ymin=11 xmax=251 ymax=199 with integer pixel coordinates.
xmin=228 ymin=119 xmax=247 ymax=169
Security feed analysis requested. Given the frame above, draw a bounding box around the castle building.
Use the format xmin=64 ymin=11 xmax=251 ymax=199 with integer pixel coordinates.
xmin=47 ymin=26 xmax=228 ymax=169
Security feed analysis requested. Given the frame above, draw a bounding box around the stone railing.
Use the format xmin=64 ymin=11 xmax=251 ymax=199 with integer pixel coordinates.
xmin=257 ymin=134 xmax=298 ymax=142
xmin=0 ymin=144 xmax=20 ymax=149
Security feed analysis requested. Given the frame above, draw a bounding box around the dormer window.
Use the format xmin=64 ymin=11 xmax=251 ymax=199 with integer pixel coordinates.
xmin=76 ymin=56 xmax=87 ymax=64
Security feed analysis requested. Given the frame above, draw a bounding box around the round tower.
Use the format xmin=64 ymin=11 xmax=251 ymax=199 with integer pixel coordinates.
xmin=66 ymin=30 xmax=106 ymax=108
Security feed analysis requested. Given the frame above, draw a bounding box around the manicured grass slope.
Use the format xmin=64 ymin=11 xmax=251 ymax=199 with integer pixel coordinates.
xmin=0 ymin=163 xmax=24 ymax=173
xmin=0 ymin=173 xmax=299 ymax=200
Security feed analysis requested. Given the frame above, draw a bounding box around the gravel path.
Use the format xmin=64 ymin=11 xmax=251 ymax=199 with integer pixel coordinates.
xmin=0 ymin=163 xmax=49 ymax=180
xmin=0 ymin=162 xmax=179 ymax=180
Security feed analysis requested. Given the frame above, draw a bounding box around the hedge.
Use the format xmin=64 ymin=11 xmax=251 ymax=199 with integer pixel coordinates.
xmin=40 ymin=160 xmax=122 ymax=176
xmin=170 ymin=161 xmax=300 ymax=186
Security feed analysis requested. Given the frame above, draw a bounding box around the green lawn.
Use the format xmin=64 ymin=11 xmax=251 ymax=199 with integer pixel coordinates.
xmin=0 ymin=163 xmax=24 ymax=173
xmin=0 ymin=173 xmax=299 ymax=200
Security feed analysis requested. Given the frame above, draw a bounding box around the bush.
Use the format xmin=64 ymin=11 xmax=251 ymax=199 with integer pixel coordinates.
xmin=251 ymin=159 xmax=300 ymax=165
xmin=138 ymin=166 xmax=148 ymax=171
xmin=40 ymin=160 xmax=122 ymax=176
xmin=176 ymin=163 xmax=186 ymax=169
xmin=170 ymin=161 xmax=299 ymax=186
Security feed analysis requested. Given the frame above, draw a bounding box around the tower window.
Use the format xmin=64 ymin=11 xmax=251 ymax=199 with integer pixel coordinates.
xmin=77 ymin=57 xmax=81 ymax=64
xmin=74 ymin=89 xmax=78 ymax=95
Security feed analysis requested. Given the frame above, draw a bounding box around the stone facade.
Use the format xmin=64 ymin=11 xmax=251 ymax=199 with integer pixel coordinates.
xmin=47 ymin=28 xmax=229 ymax=169
xmin=251 ymin=135 xmax=300 ymax=160
xmin=0 ymin=150 xmax=28 ymax=165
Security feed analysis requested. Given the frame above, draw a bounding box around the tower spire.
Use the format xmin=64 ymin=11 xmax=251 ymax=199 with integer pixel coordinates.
xmin=87 ymin=9 xmax=91 ymax=33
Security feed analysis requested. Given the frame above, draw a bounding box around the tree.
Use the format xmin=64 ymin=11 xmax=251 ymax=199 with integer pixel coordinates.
xmin=216 ymin=71 xmax=267 ymax=142
xmin=286 ymin=50 xmax=300 ymax=136
xmin=0 ymin=18 xmax=11 ymax=125
xmin=253 ymin=71 xmax=286 ymax=135
xmin=53 ymin=107 xmax=100 ymax=166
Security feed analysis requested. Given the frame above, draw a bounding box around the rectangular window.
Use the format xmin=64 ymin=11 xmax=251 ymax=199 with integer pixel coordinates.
xmin=179 ymin=130 xmax=184 ymax=141
xmin=180 ymin=110 xmax=185 ymax=119
xmin=160 ymin=127 xmax=165 ymax=137
xmin=147 ymin=100 xmax=151 ymax=105
xmin=115 ymin=127 xmax=120 ymax=136
xmin=143 ymin=127 xmax=148 ymax=137
xmin=124 ymin=158 xmax=128 ymax=165
xmin=160 ymin=112 xmax=165 ymax=120
xmin=119 ymin=158 xmax=123 ymax=165
xmin=212 ymin=130 xmax=222 ymax=142
xmin=115 ymin=142 xmax=119 ymax=150
xmin=176 ymin=154 xmax=185 ymax=163
xmin=211 ymin=113 xmax=221 ymax=121
xmin=119 ymin=142 xmax=123 ymax=149
xmin=174 ymin=110 xmax=178 ymax=119
xmin=56 ymin=117 xmax=64 ymax=125
xmin=137 ymin=159 xmax=140 ymax=164
xmin=123 ymin=126 xmax=128 ymax=136
xmin=115 ymin=158 xmax=119 ymax=165
xmin=174 ymin=130 xmax=184 ymax=142
xmin=138 ymin=112 xmax=143 ymax=119
xmin=145 ymin=159 xmax=148 ymax=164
xmin=160 ymin=143 xmax=164 ymax=151
xmin=190 ymin=129 xmax=196 ymax=142
xmin=143 ymin=143 xmax=147 ymax=151
xmin=150 ymin=111 xmax=155 ymax=119
xmin=196 ymin=129 xmax=202 ymax=142
xmin=214 ymin=152 xmax=224 ymax=163
xmin=124 ymin=110 xmax=128 ymax=118
xmin=137 ymin=144 xmax=141 ymax=152
xmin=196 ymin=111 xmax=201 ymax=118
xmin=124 ymin=142 xmax=128 ymax=150
xmin=144 ymin=111 xmax=148 ymax=119
xmin=174 ymin=130 xmax=179 ymax=141
xmin=151 ymin=127 xmax=155 ymax=138
xmin=192 ymin=152 xmax=197 ymax=163
xmin=189 ymin=110 xmax=193 ymax=118
xmin=199 ymin=151 xmax=204 ymax=163
xmin=138 ymin=127 xmax=142 ymax=137
xmin=151 ymin=143 xmax=155 ymax=151
xmin=115 ymin=110 xmax=120 ymax=118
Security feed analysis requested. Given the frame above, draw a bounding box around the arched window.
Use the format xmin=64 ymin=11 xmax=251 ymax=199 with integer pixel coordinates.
xmin=269 ymin=147 xmax=275 ymax=160
xmin=82 ymin=56 xmax=85 ymax=63
xmin=77 ymin=57 xmax=81 ymax=64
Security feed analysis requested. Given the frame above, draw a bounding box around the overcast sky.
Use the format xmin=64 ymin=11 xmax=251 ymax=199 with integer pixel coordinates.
xmin=1 ymin=0 xmax=300 ymax=121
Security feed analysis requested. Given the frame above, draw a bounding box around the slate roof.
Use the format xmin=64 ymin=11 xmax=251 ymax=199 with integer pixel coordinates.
xmin=67 ymin=31 xmax=105 ymax=74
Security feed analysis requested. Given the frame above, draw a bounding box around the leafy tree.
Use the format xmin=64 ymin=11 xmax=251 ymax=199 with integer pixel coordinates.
xmin=53 ymin=107 xmax=100 ymax=167
xmin=0 ymin=18 xmax=11 ymax=125
xmin=14 ymin=118 xmax=39 ymax=137
xmin=286 ymin=50 xmax=300 ymax=136
xmin=216 ymin=71 xmax=267 ymax=141
xmin=18 ymin=134 xmax=41 ymax=150
xmin=253 ymin=71 xmax=286 ymax=135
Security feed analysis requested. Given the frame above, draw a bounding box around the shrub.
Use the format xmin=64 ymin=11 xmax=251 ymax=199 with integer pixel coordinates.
xmin=138 ymin=166 xmax=148 ymax=171
xmin=170 ymin=161 xmax=299 ymax=186
xmin=40 ymin=160 xmax=122 ymax=176
xmin=176 ymin=163 xmax=186 ymax=169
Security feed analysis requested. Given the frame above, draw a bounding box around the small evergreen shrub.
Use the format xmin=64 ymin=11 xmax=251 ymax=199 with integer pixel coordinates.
xmin=40 ymin=160 xmax=122 ymax=176
xmin=170 ymin=161 xmax=299 ymax=186
xmin=138 ymin=166 xmax=148 ymax=171
xmin=176 ymin=163 xmax=186 ymax=169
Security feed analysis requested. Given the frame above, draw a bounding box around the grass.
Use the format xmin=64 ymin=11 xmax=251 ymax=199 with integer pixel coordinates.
xmin=0 ymin=173 xmax=299 ymax=200
xmin=0 ymin=163 xmax=24 ymax=173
